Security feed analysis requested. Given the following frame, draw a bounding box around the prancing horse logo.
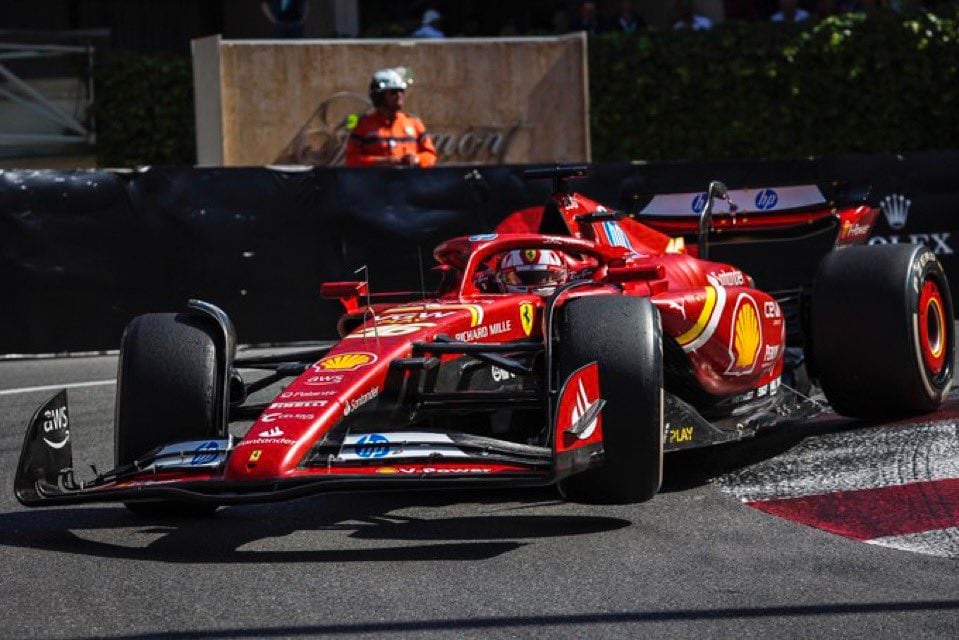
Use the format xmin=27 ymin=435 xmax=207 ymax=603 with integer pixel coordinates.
xmin=520 ymin=302 xmax=535 ymax=336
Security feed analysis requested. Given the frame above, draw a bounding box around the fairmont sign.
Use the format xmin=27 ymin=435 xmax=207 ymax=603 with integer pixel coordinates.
xmin=274 ymin=92 xmax=524 ymax=166
xmin=192 ymin=34 xmax=588 ymax=166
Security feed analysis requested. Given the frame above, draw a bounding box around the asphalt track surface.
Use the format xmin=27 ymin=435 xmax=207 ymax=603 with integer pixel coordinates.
xmin=1 ymin=349 xmax=957 ymax=639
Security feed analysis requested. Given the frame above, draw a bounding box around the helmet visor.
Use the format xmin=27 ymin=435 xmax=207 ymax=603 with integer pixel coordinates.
xmin=503 ymin=267 xmax=566 ymax=289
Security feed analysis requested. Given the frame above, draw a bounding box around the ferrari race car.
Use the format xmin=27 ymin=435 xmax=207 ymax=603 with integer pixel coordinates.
xmin=15 ymin=166 xmax=955 ymax=512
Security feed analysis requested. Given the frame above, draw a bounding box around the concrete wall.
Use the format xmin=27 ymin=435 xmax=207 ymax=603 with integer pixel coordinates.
xmin=192 ymin=33 xmax=589 ymax=166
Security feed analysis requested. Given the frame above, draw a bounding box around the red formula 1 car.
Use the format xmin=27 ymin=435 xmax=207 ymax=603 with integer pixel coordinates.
xmin=15 ymin=166 xmax=955 ymax=511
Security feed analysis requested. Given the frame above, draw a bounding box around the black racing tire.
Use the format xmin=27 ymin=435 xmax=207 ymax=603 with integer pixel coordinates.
xmin=810 ymin=244 xmax=954 ymax=418
xmin=115 ymin=313 xmax=224 ymax=517
xmin=555 ymin=295 xmax=664 ymax=504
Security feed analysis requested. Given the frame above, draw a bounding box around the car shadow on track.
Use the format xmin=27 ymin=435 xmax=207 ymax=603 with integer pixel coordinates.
xmin=0 ymin=488 xmax=630 ymax=563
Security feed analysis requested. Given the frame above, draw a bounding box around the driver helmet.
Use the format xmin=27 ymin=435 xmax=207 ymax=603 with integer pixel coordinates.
xmin=369 ymin=67 xmax=409 ymax=105
xmin=497 ymin=249 xmax=569 ymax=295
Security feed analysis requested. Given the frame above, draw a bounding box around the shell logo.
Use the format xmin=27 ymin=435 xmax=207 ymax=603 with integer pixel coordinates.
xmin=726 ymin=295 xmax=762 ymax=376
xmin=315 ymin=352 xmax=377 ymax=371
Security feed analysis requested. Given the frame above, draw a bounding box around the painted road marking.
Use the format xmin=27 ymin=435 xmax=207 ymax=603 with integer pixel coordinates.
xmin=868 ymin=526 xmax=959 ymax=557
xmin=749 ymin=478 xmax=959 ymax=541
xmin=0 ymin=379 xmax=116 ymax=396
xmin=717 ymin=414 xmax=959 ymax=559
xmin=717 ymin=421 xmax=959 ymax=502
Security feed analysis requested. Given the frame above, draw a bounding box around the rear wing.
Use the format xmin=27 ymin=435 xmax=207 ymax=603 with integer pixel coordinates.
xmin=634 ymin=183 xmax=869 ymax=221
xmin=634 ymin=183 xmax=877 ymax=294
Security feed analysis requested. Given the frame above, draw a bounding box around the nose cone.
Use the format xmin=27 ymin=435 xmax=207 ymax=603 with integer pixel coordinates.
xmin=223 ymin=346 xmax=403 ymax=480
xmin=224 ymin=400 xmax=339 ymax=480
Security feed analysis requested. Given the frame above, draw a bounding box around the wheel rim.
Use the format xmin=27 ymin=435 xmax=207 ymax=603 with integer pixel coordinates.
xmin=918 ymin=278 xmax=947 ymax=375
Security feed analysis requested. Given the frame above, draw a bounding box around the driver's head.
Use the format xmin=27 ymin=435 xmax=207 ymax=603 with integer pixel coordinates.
xmin=369 ymin=67 xmax=408 ymax=112
xmin=496 ymin=249 xmax=569 ymax=296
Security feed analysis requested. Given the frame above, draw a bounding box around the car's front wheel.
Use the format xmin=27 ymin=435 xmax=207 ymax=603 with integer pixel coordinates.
xmin=555 ymin=295 xmax=664 ymax=504
xmin=115 ymin=312 xmax=225 ymax=517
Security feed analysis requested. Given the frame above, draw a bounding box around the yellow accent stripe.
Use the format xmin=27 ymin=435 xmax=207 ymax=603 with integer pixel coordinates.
xmin=676 ymin=287 xmax=717 ymax=346
xmin=464 ymin=305 xmax=482 ymax=327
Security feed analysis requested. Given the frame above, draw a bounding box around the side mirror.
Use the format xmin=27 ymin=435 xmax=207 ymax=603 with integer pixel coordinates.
xmin=321 ymin=281 xmax=369 ymax=313
xmin=710 ymin=181 xmax=728 ymax=201
xmin=320 ymin=281 xmax=368 ymax=299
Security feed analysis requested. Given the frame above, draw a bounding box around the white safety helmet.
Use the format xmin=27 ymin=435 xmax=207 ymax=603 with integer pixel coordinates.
xmin=369 ymin=68 xmax=409 ymax=104
xmin=497 ymin=249 xmax=569 ymax=295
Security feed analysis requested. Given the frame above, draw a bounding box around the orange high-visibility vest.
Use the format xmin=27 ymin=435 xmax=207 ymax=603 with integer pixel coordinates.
xmin=345 ymin=111 xmax=437 ymax=167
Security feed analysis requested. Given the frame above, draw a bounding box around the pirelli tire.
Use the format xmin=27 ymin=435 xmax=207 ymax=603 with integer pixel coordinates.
xmin=810 ymin=244 xmax=954 ymax=418
xmin=115 ymin=312 xmax=224 ymax=517
xmin=555 ymin=295 xmax=664 ymax=504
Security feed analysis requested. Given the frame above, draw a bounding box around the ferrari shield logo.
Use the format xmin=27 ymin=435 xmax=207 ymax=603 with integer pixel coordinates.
xmin=523 ymin=249 xmax=538 ymax=264
xmin=520 ymin=302 xmax=535 ymax=336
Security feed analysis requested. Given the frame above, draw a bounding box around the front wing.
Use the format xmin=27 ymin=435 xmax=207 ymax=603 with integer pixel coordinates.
xmin=15 ymin=364 xmax=604 ymax=507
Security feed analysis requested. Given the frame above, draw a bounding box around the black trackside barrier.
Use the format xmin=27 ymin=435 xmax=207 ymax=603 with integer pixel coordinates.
xmin=2 ymin=151 xmax=958 ymax=355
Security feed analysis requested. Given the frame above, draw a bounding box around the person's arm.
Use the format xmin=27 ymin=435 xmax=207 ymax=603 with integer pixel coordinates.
xmin=415 ymin=119 xmax=438 ymax=167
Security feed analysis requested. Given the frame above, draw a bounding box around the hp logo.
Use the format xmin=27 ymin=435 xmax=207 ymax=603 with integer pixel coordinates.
xmin=755 ymin=189 xmax=778 ymax=211
xmin=190 ymin=441 xmax=220 ymax=465
xmin=690 ymin=192 xmax=708 ymax=213
xmin=356 ymin=433 xmax=390 ymax=458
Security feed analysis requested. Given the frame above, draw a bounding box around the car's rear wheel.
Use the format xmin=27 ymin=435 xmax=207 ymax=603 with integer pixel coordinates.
xmin=810 ymin=244 xmax=954 ymax=418
xmin=115 ymin=313 xmax=225 ymax=517
xmin=555 ymin=295 xmax=664 ymax=504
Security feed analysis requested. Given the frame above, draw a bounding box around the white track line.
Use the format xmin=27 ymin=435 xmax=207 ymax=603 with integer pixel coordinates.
xmin=0 ymin=379 xmax=116 ymax=396
xmin=867 ymin=526 xmax=959 ymax=558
